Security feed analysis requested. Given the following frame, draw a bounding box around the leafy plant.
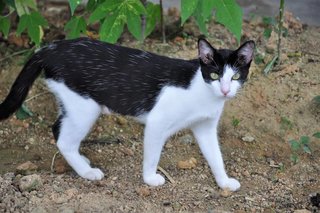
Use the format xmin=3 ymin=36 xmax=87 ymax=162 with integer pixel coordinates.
xmin=15 ymin=103 xmax=33 ymax=120
xmin=263 ymin=0 xmax=286 ymax=74
xmin=231 ymin=116 xmax=240 ymax=128
xmin=289 ymin=133 xmax=320 ymax=164
xmin=280 ymin=116 xmax=293 ymax=131
xmin=0 ymin=0 xmax=48 ymax=46
xmin=0 ymin=0 xmax=244 ymax=45
xmin=181 ymin=0 xmax=243 ymax=43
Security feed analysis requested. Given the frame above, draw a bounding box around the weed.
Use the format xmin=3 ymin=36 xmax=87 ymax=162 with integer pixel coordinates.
xmin=232 ymin=116 xmax=240 ymax=128
xmin=280 ymin=116 xmax=293 ymax=131
xmin=289 ymin=133 xmax=320 ymax=164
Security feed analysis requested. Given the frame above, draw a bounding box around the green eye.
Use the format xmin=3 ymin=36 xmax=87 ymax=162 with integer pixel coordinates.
xmin=210 ymin=73 xmax=219 ymax=80
xmin=232 ymin=73 xmax=241 ymax=80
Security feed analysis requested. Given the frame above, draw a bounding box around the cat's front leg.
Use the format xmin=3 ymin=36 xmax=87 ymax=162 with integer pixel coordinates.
xmin=142 ymin=121 xmax=168 ymax=187
xmin=191 ymin=119 xmax=240 ymax=191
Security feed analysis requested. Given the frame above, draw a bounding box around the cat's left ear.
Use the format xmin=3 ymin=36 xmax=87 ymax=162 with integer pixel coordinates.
xmin=198 ymin=38 xmax=216 ymax=64
xmin=236 ymin=40 xmax=255 ymax=65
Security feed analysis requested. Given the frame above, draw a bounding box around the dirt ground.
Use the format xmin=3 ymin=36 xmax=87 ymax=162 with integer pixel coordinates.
xmin=0 ymin=9 xmax=320 ymax=213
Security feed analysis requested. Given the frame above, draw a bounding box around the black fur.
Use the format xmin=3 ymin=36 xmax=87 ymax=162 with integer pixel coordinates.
xmin=0 ymin=37 xmax=254 ymax=120
xmin=0 ymin=56 xmax=42 ymax=120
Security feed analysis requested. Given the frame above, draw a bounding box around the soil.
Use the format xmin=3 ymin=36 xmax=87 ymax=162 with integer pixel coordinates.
xmin=0 ymin=8 xmax=320 ymax=213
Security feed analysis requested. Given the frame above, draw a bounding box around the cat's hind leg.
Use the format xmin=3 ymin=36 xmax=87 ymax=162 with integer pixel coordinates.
xmin=47 ymin=80 xmax=103 ymax=180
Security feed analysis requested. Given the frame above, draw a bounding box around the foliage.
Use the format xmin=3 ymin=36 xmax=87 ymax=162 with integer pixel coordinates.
xmin=0 ymin=0 xmax=243 ymax=45
xmin=280 ymin=116 xmax=293 ymax=131
xmin=181 ymin=0 xmax=242 ymax=43
xmin=289 ymin=133 xmax=320 ymax=164
xmin=263 ymin=0 xmax=286 ymax=74
xmin=231 ymin=116 xmax=240 ymax=128
xmin=0 ymin=0 xmax=47 ymax=46
xmin=15 ymin=103 xmax=33 ymax=120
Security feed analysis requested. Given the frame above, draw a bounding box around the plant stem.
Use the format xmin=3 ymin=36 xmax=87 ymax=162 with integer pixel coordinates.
xmin=141 ymin=0 xmax=147 ymax=40
xmin=0 ymin=49 xmax=34 ymax=62
xmin=277 ymin=0 xmax=285 ymax=64
xmin=159 ymin=0 xmax=166 ymax=43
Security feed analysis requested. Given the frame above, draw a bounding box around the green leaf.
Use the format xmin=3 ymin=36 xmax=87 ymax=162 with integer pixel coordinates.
xmin=0 ymin=16 xmax=10 ymax=37
xmin=15 ymin=104 xmax=33 ymax=120
xmin=262 ymin=17 xmax=276 ymax=26
xmin=144 ymin=2 xmax=160 ymax=38
xmin=64 ymin=16 xmax=87 ymax=39
xmin=127 ymin=12 xmax=142 ymax=41
xmin=4 ymin=0 xmax=15 ymax=9
xmin=211 ymin=0 xmax=243 ymax=44
xmin=201 ymin=0 xmax=215 ymax=20
xmin=129 ymin=0 xmax=146 ymax=15
xmin=313 ymin=132 xmax=320 ymax=139
xmin=300 ymin=136 xmax=310 ymax=145
xmin=289 ymin=140 xmax=300 ymax=152
xmin=16 ymin=11 xmax=47 ymax=45
xmin=15 ymin=0 xmax=37 ymax=16
xmin=263 ymin=28 xmax=272 ymax=39
xmin=303 ymin=144 xmax=311 ymax=154
xmin=88 ymin=0 xmax=120 ymax=24
xmin=290 ymin=154 xmax=298 ymax=164
xmin=263 ymin=55 xmax=278 ymax=75
xmin=0 ymin=1 xmax=6 ymax=12
xmin=100 ymin=13 xmax=124 ymax=43
xmin=68 ymin=0 xmax=82 ymax=16
xmin=312 ymin=95 xmax=320 ymax=104
xmin=194 ymin=4 xmax=208 ymax=35
xmin=181 ymin=0 xmax=199 ymax=25
xmin=86 ymin=0 xmax=97 ymax=12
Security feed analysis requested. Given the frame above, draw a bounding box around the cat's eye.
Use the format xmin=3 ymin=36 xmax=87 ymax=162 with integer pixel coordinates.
xmin=210 ymin=73 xmax=219 ymax=80
xmin=232 ymin=73 xmax=241 ymax=80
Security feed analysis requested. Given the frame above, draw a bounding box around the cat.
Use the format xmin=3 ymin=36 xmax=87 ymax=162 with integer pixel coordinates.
xmin=0 ymin=37 xmax=254 ymax=191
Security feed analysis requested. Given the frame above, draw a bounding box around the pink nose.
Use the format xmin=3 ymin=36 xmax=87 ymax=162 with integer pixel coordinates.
xmin=221 ymin=89 xmax=230 ymax=96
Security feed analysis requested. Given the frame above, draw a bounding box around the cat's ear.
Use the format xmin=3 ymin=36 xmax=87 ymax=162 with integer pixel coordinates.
xmin=198 ymin=38 xmax=215 ymax=64
xmin=236 ymin=40 xmax=255 ymax=65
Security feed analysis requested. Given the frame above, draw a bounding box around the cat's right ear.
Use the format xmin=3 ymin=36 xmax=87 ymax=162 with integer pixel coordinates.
xmin=198 ymin=38 xmax=215 ymax=65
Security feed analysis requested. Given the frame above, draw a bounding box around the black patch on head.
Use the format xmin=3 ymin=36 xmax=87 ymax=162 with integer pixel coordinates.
xmin=197 ymin=38 xmax=255 ymax=84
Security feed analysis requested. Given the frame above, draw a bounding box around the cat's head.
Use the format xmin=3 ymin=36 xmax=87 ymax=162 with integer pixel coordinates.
xmin=198 ymin=37 xmax=255 ymax=99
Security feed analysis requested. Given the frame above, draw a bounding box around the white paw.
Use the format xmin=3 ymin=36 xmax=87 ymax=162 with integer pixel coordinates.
xmin=218 ymin=178 xmax=241 ymax=191
xmin=81 ymin=168 xmax=104 ymax=181
xmin=143 ymin=174 xmax=165 ymax=186
xmin=81 ymin=155 xmax=91 ymax=164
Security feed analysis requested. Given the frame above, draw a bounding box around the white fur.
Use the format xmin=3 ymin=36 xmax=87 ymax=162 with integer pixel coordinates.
xmin=142 ymin=67 xmax=240 ymax=190
xmin=46 ymin=65 xmax=241 ymax=191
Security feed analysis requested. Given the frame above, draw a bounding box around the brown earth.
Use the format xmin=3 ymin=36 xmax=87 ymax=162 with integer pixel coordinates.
xmin=0 ymin=12 xmax=320 ymax=213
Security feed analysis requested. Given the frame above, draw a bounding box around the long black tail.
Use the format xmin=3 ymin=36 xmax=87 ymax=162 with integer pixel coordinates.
xmin=0 ymin=54 xmax=43 ymax=120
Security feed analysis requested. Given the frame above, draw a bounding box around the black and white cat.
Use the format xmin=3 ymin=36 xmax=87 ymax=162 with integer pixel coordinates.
xmin=0 ymin=37 xmax=254 ymax=191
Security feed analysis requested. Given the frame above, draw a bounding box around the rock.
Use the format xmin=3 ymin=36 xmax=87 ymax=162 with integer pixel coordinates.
xmin=31 ymin=206 xmax=47 ymax=213
xmin=54 ymin=158 xmax=69 ymax=174
xmin=241 ymin=135 xmax=255 ymax=142
xmin=116 ymin=116 xmax=128 ymax=126
xmin=177 ymin=157 xmax=197 ymax=169
xmin=65 ymin=188 xmax=79 ymax=199
xmin=120 ymin=147 xmax=134 ymax=156
xmin=16 ymin=161 xmax=38 ymax=175
xmin=294 ymin=210 xmax=311 ymax=213
xmin=242 ymin=170 xmax=251 ymax=177
xmin=58 ymin=206 xmax=75 ymax=213
xmin=178 ymin=134 xmax=194 ymax=144
xmin=19 ymin=174 xmax=43 ymax=192
xmin=54 ymin=195 xmax=68 ymax=204
xmin=220 ymin=189 xmax=233 ymax=198
xmin=136 ymin=187 xmax=151 ymax=197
